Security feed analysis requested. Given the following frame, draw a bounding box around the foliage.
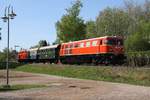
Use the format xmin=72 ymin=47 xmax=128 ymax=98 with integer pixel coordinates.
xmin=38 ymin=40 xmax=48 ymax=47
xmin=125 ymin=33 xmax=149 ymax=51
xmin=16 ymin=64 xmax=150 ymax=86
xmin=56 ymin=0 xmax=86 ymax=42
xmin=96 ymin=7 xmax=130 ymax=36
xmin=124 ymin=0 xmax=150 ymax=35
xmin=125 ymin=21 xmax=150 ymax=51
xmin=0 ymin=62 xmax=23 ymax=69
xmin=0 ymin=52 xmax=6 ymax=61
xmin=85 ymin=20 xmax=97 ymax=38
xmin=0 ymin=48 xmax=17 ymax=62
xmin=30 ymin=40 xmax=49 ymax=49
xmin=126 ymin=51 xmax=150 ymax=66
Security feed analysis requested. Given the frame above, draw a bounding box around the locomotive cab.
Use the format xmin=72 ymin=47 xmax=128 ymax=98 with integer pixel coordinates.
xmin=102 ymin=37 xmax=124 ymax=54
xmin=101 ymin=36 xmax=124 ymax=64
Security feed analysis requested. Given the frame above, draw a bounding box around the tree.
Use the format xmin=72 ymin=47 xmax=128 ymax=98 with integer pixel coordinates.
xmin=56 ymin=0 xmax=86 ymax=42
xmin=86 ymin=20 xmax=97 ymax=38
xmin=125 ymin=32 xmax=150 ymax=51
xmin=0 ymin=48 xmax=17 ymax=62
xmin=123 ymin=0 xmax=150 ymax=51
xmin=125 ymin=21 xmax=150 ymax=51
xmin=144 ymin=0 xmax=150 ymax=21
xmin=30 ymin=40 xmax=48 ymax=49
xmin=0 ymin=51 xmax=6 ymax=61
xmin=96 ymin=7 xmax=130 ymax=37
xmin=52 ymin=37 xmax=60 ymax=45
xmin=123 ymin=0 xmax=150 ymax=35
xmin=38 ymin=40 xmax=48 ymax=47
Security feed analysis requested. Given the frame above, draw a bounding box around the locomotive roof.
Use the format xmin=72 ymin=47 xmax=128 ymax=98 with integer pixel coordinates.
xmin=62 ymin=36 xmax=122 ymax=44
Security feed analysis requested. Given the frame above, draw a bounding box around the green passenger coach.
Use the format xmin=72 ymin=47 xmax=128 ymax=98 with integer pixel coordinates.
xmin=37 ymin=45 xmax=60 ymax=63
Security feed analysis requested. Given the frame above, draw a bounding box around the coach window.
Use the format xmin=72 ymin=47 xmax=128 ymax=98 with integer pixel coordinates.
xmin=86 ymin=42 xmax=90 ymax=47
xmin=80 ymin=43 xmax=84 ymax=48
xmin=46 ymin=49 xmax=49 ymax=54
xmin=45 ymin=50 xmax=47 ymax=54
xmin=92 ymin=41 xmax=97 ymax=46
xmin=42 ymin=50 xmax=44 ymax=54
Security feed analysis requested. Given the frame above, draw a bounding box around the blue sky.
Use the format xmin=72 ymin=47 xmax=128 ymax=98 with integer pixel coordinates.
xmin=0 ymin=0 xmax=144 ymax=51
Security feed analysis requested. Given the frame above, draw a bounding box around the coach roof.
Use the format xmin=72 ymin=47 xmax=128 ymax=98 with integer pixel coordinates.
xmin=39 ymin=44 xmax=59 ymax=50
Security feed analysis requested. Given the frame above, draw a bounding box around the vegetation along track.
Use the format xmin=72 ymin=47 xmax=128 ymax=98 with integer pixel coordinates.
xmin=15 ymin=64 xmax=150 ymax=86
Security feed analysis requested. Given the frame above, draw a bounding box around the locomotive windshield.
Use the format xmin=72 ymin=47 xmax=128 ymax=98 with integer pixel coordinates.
xmin=104 ymin=38 xmax=123 ymax=45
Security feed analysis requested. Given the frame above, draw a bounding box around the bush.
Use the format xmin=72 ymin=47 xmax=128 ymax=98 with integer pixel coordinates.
xmin=125 ymin=33 xmax=150 ymax=51
xmin=0 ymin=62 xmax=23 ymax=69
xmin=126 ymin=51 xmax=150 ymax=67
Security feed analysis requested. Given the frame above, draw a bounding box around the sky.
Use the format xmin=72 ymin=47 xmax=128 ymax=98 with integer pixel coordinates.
xmin=0 ymin=0 xmax=144 ymax=51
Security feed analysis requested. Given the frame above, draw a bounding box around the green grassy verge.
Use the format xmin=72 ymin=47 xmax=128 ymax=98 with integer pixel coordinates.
xmin=15 ymin=64 xmax=150 ymax=86
xmin=0 ymin=84 xmax=46 ymax=92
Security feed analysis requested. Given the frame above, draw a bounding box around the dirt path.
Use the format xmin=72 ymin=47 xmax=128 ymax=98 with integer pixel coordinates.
xmin=0 ymin=70 xmax=150 ymax=100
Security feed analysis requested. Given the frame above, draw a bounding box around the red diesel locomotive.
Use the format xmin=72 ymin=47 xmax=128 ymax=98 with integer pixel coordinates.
xmin=59 ymin=36 xmax=124 ymax=65
xmin=18 ymin=50 xmax=29 ymax=62
xmin=18 ymin=36 xmax=125 ymax=65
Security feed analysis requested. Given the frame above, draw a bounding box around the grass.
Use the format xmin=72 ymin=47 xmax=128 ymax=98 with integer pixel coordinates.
xmin=15 ymin=64 xmax=150 ymax=86
xmin=0 ymin=84 xmax=46 ymax=92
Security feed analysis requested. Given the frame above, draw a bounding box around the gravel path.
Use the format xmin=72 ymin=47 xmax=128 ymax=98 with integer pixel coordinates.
xmin=0 ymin=70 xmax=150 ymax=100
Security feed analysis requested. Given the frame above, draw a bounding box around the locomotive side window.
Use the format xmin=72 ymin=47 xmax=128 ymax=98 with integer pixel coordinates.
xmin=92 ymin=41 xmax=97 ymax=46
xmin=80 ymin=43 xmax=84 ymax=48
xmin=70 ymin=44 xmax=73 ymax=48
xmin=86 ymin=42 xmax=90 ymax=47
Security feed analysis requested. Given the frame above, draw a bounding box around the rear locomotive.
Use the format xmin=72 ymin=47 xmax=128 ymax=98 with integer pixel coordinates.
xmin=18 ymin=50 xmax=30 ymax=63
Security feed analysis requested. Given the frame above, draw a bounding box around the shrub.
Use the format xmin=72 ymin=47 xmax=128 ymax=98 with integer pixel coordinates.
xmin=126 ymin=51 xmax=150 ymax=67
xmin=0 ymin=62 xmax=23 ymax=69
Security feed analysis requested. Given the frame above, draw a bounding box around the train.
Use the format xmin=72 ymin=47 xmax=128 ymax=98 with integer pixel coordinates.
xmin=18 ymin=36 xmax=125 ymax=65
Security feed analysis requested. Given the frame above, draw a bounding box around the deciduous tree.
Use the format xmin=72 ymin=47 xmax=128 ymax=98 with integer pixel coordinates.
xmin=56 ymin=0 xmax=86 ymax=42
xmin=96 ymin=7 xmax=130 ymax=36
xmin=86 ymin=20 xmax=97 ymax=38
